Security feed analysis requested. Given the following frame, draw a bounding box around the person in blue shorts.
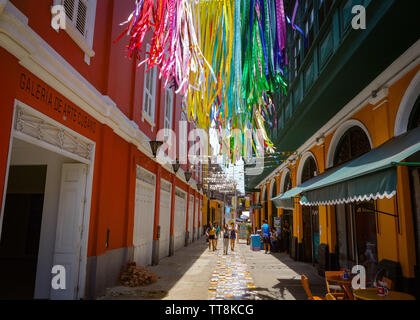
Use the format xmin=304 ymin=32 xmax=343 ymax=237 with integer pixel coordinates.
xmin=262 ymin=220 xmax=271 ymax=254
xmin=229 ymin=222 xmax=237 ymax=251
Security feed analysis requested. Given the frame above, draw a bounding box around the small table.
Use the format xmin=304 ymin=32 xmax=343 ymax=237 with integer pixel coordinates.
xmin=353 ymin=288 xmax=416 ymax=300
xmin=327 ymin=275 xmax=354 ymax=300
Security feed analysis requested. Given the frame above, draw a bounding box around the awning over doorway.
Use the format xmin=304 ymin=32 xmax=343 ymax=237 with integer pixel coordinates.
xmin=299 ymin=126 xmax=420 ymax=206
xmin=271 ymin=127 xmax=420 ymax=209
xmin=271 ymin=188 xmax=300 ymax=210
xmin=271 ymin=163 xmax=343 ymax=209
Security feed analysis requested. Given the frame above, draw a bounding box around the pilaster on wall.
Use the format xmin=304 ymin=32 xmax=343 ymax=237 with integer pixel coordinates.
xmin=318 ymin=206 xmax=328 ymax=245
xmin=327 ymin=206 xmax=336 ymax=254
xmin=261 ymin=204 xmax=265 ymax=226
xmin=294 ymin=205 xmax=303 ymax=243
xmin=202 ymin=195 xmax=208 ymax=227
xmin=275 ymin=175 xmax=281 ymax=218
xmin=152 ymin=166 xmax=161 ymax=265
xmin=169 ymin=174 xmax=176 ymax=256
xmin=255 ymin=210 xmax=260 ymax=230
xmin=185 ymin=187 xmax=190 ymax=232
xmin=376 ymin=197 xmax=399 ymax=267
xmin=125 ymin=144 xmax=137 ymax=251
xmin=260 ymin=187 xmax=264 ymax=226
xmin=267 ymin=182 xmax=272 ymax=225
xmin=92 ymin=125 xmax=114 ymax=257
xmin=153 ymin=167 xmax=161 ymax=241
xmin=396 ymin=166 xmax=416 ymax=279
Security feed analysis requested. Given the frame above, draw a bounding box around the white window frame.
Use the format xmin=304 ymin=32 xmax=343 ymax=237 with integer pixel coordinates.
xmin=53 ymin=0 xmax=96 ymax=64
xmin=179 ymin=110 xmax=187 ymax=162
xmin=164 ymin=88 xmax=174 ymax=142
xmin=142 ymin=44 xmax=157 ymax=129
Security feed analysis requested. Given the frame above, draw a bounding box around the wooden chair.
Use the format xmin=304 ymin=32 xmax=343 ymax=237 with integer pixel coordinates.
xmin=301 ymin=275 xmax=325 ymax=300
xmin=325 ymin=271 xmax=344 ymax=292
xmin=382 ymin=277 xmax=395 ymax=290
xmin=325 ymin=293 xmax=337 ymax=300
xmin=324 ymin=271 xmax=346 ymax=299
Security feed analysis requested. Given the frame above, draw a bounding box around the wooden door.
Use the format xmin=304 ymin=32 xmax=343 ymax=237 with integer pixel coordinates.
xmin=50 ymin=164 xmax=87 ymax=300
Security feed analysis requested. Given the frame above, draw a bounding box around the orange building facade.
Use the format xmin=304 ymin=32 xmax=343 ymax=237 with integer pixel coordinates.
xmin=252 ymin=41 xmax=420 ymax=295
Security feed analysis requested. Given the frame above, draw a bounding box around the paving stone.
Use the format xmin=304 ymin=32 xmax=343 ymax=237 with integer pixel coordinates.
xmin=207 ymin=246 xmax=258 ymax=300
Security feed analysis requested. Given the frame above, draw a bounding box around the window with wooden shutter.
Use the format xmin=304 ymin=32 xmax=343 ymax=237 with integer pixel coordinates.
xmin=54 ymin=0 xmax=96 ymax=64
xmin=142 ymin=44 xmax=158 ymax=127
xmin=63 ymin=0 xmax=88 ymax=37
xmin=164 ymin=88 xmax=174 ymax=141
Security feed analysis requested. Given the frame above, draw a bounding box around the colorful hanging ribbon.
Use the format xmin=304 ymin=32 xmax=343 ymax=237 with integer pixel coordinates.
xmin=115 ymin=0 xmax=305 ymax=164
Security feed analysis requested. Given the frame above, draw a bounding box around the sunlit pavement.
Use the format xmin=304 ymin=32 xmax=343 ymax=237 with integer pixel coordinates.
xmin=99 ymin=237 xmax=325 ymax=300
xmin=99 ymin=237 xmax=217 ymax=300
xmin=239 ymin=242 xmax=325 ymax=300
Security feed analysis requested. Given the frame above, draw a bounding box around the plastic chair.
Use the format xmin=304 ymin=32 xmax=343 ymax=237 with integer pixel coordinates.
xmin=301 ymin=275 xmax=324 ymax=300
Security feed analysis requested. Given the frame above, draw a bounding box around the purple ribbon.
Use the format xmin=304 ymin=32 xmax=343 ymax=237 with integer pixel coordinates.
xmin=292 ymin=0 xmax=299 ymax=29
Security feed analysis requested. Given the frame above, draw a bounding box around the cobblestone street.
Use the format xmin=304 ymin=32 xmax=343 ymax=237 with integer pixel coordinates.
xmin=99 ymin=237 xmax=326 ymax=300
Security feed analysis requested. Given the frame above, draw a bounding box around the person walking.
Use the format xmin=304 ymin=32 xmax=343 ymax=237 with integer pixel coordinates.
xmin=215 ymin=223 xmax=220 ymax=250
xmin=270 ymin=227 xmax=279 ymax=252
xmin=222 ymin=224 xmax=229 ymax=255
xmin=229 ymin=222 xmax=237 ymax=251
xmin=206 ymin=223 xmax=216 ymax=251
xmin=262 ymin=220 xmax=271 ymax=254
xmin=283 ymin=220 xmax=290 ymax=254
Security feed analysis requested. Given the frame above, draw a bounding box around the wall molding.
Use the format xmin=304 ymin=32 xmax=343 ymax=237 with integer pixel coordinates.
xmin=394 ymin=69 xmax=420 ymax=136
xmin=14 ymin=102 xmax=94 ymax=162
xmin=296 ymin=151 xmax=318 ymax=186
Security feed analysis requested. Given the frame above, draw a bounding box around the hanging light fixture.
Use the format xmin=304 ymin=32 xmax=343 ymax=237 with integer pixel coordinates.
xmin=184 ymin=171 xmax=192 ymax=182
xmin=149 ymin=140 xmax=163 ymax=158
xmin=172 ymin=158 xmax=180 ymax=173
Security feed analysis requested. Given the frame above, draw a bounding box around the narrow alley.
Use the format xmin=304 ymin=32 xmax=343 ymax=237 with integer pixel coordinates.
xmin=0 ymin=0 xmax=419 ymax=304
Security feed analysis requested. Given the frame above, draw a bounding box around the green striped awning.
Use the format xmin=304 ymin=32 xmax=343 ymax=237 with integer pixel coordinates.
xmin=271 ymin=163 xmax=343 ymax=209
xmin=271 ymin=188 xmax=300 ymax=210
xmin=300 ymin=126 xmax=420 ymax=206
xmin=271 ymin=127 xmax=420 ymax=208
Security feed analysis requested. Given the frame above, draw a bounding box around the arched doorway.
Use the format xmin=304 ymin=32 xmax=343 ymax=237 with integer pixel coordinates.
xmin=332 ymin=125 xmax=375 ymax=277
xmin=282 ymin=171 xmax=293 ymax=254
xmin=300 ymin=156 xmax=319 ymax=263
